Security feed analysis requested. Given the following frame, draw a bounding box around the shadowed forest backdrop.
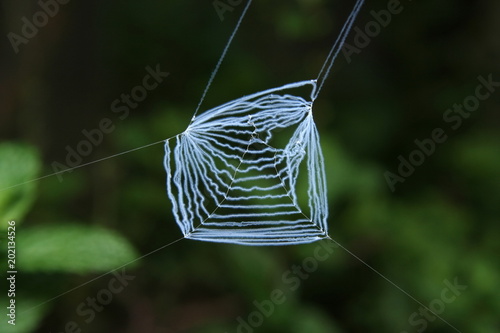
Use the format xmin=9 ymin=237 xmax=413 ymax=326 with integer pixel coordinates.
xmin=0 ymin=0 xmax=499 ymax=332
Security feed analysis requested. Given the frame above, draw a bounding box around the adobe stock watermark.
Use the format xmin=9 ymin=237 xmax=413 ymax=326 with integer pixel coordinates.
xmin=229 ymin=239 xmax=338 ymax=333
xmin=342 ymin=0 xmax=407 ymax=64
xmin=51 ymin=64 xmax=169 ymax=181
xmin=213 ymin=0 xmax=243 ymax=21
xmin=52 ymin=268 xmax=135 ymax=333
xmin=385 ymin=74 xmax=499 ymax=192
xmin=7 ymin=0 xmax=70 ymax=54
xmin=400 ymin=277 xmax=467 ymax=333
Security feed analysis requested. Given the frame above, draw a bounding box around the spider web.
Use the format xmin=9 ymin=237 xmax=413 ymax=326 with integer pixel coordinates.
xmin=164 ymin=0 xmax=364 ymax=245
xmin=164 ymin=80 xmax=328 ymax=245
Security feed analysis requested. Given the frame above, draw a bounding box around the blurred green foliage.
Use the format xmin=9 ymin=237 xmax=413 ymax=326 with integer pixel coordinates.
xmin=0 ymin=0 xmax=499 ymax=332
xmin=0 ymin=144 xmax=139 ymax=333
xmin=0 ymin=144 xmax=40 ymax=228
xmin=17 ymin=224 xmax=138 ymax=273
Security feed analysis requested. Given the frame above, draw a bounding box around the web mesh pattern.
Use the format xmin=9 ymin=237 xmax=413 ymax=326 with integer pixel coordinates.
xmin=164 ymin=80 xmax=328 ymax=245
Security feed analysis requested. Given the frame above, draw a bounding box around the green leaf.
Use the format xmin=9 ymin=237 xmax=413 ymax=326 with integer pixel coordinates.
xmin=17 ymin=224 xmax=139 ymax=273
xmin=0 ymin=143 xmax=41 ymax=230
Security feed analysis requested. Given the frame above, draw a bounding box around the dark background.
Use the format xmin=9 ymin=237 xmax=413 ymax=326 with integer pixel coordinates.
xmin=0 ymin=0 xmax=499 ymax=332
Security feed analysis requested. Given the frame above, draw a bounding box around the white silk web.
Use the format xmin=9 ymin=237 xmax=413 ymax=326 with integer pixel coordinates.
xmin=164 ymin=0 xmax=364 ymax=245
xmin=165 ymin=81 xmax=327 ymax=245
